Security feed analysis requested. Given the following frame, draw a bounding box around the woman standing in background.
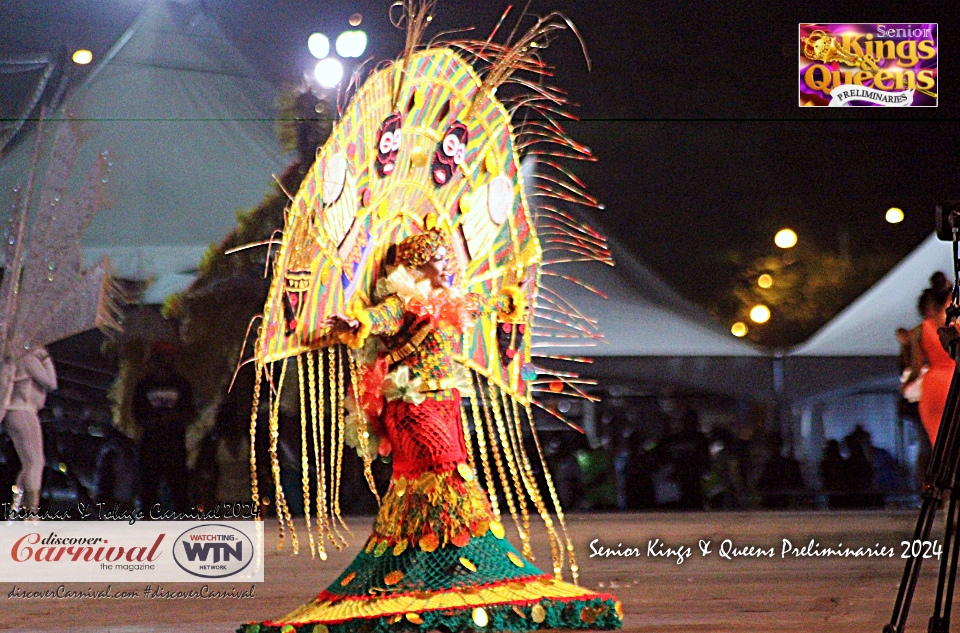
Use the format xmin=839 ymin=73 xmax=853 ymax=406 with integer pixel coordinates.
xmin=2 ymin=346 xmax=57 ymax=513
xmin=909 ymin=273 xmax=955 ymax=447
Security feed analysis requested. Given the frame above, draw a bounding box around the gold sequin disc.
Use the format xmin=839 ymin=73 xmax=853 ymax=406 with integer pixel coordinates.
xmin=473 ymin=607 xmax=489 ymax=627
xmin=580 ymin=606 xmax=601 ymax=624
xmin=419 ymin=533 xmax=439 ymax=552
xmin=393 ymin=540 xmax=408 ymax=556
xmin=507 ymin=551 xmax=524 ymax=567
xmin=531 ymin=604 xmax=546 ymax=623
xmin=459 ymin=556 xmax=478 ymax=572
xmin=457 ymin=463 xmax=475 ymax=481
xmin=490 ymin=521 xmax=505 ymax=539
xmin=405 ymin=613 xmax=424 ymax=624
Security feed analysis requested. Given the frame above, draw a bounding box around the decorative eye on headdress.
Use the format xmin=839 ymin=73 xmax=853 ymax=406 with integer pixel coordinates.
xmin=376 ymin=112 xmax=403 ymax=177
xmin=431 ymin=121 xmax=469 ymax=186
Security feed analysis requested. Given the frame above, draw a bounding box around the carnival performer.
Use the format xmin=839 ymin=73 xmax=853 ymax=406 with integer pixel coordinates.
xmin=2 ymin=346 xmax=57 ymax=513
xmin=245 ymin=228 xmax=621 ymax=633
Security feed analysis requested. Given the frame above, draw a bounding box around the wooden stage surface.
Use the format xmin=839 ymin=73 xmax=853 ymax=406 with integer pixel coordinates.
xmin=0 ymin=511 xmax=949 ymax=632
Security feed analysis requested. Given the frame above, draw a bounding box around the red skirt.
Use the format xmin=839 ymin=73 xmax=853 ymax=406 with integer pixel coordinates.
xmin=380 ymin=392 xmax=467 ymax=477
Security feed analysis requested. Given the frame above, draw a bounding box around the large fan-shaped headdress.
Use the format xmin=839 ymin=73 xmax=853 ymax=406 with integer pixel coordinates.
xmin=248 ymin=2 xmax=611 ymax=580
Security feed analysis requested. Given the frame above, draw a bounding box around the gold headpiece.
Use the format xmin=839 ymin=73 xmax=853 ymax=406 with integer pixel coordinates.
xmin=395 ymin=228 xmax=448 ymax=268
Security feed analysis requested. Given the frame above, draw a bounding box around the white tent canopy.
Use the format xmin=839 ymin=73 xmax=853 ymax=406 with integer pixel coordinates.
xmin=535 ymin=238 xmax=765 ymax=358
xmin=791 ymin=233 xmax=953 ymax=357
xmin=0 ymin=0 xmax=287 ymax=282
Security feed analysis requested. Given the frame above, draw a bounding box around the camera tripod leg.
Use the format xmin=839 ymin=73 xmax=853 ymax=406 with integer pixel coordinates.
xmin=930 ymin=491 xmax=960 ymax=633
xmin=887 ymin=496 xmax=943 ymax=633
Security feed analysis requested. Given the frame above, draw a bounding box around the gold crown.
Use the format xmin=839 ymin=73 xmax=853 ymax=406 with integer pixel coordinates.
xmin=395 ymin=228 xmax=448 ymax=268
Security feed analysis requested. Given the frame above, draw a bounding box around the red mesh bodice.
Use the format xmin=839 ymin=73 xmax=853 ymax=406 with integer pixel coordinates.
xmin=381 ymin=393 xmax=467 ymax=477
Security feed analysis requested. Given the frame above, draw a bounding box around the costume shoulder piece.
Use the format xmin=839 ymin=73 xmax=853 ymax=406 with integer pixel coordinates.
xmin=247 ymin=2 xmax=613 ymax=579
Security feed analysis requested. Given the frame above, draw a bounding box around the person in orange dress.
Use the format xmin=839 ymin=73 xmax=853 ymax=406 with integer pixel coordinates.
xmin=909 ymin=276 xmax=955 ymax=447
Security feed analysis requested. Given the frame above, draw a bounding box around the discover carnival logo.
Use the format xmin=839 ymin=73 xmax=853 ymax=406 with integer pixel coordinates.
xmin=799 ymin=23 xmax=937 ymax=107
xmin=173 ymin=524 xmax=256 ymax=579
xmin=0 ymin=521 xmax=263 ymax=583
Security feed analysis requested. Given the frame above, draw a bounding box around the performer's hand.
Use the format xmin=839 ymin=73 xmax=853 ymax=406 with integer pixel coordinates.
xmin=323 ymin=314 xmax=360 ymax=334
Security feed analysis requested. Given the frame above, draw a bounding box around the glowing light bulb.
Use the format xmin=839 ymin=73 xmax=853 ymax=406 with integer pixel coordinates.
xmin=308 ymin=33 xmax=330 ymax=59
xmin=758 ymin=274 xmax=773 ymax=289
xmin=731 ymin=322 xmax=748 ymax=337
xmin=886 ymin=207 xmax=904 ymax=224
xmin=336 ymin=30 xmax=367 ymax=58
xmin=314 ymin=58 xmax=344 ymax=87
xmin=72 ymin=49 xmax=93 ymax=65
xmin=750 ymin=305 xmax=771 ymax=324
xmin=774 ymin=228 xmax=797 ymax=249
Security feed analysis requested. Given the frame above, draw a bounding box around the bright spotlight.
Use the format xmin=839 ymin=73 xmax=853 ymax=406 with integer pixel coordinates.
xmin=308 ymin=33 xmax=330 ymax=59
xmin=731 ymin=322 xmax=748 ymax=337
xmin=314 ymin=58 xmax=344 ymax=88
xmin=750 ymin=305 xmax=771 ymax=324
xmin=72 ymin=49 xmax=93 ymax=65
xmin=336 ymin=30 xmax=367 ymax=58
xmin=774 ymin=228 xmax=797 ymax=249
xmin=757 ymin=274 xmax=773 ymax=289
xmin=886 ymin=207 xmax=904 ymax=224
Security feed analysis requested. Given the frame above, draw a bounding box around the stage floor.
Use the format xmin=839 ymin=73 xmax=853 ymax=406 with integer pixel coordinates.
xmin=0 ymin=510 xmax=947 ymax=632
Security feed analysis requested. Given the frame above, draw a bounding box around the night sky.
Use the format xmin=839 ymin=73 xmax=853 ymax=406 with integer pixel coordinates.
xmin=2 ymin=0 xmax=958 ymax=325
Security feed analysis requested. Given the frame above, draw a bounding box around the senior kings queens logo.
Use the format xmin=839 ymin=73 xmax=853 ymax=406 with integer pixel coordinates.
xmin=799 ymin=24 xmax=937 ymax=106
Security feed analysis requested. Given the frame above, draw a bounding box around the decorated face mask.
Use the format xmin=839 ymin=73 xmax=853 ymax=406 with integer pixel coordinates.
xmin=431 ymin=121 xmax=468 ymax=186
xmin=375 ymin=112 xmax=403 ymax=177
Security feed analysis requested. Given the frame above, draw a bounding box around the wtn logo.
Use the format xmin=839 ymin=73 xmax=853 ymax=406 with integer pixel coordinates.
xmin=181 ymin=541 xmax=243 ymax=563
xmin=172 ymin=524 xmax=257 ymax=579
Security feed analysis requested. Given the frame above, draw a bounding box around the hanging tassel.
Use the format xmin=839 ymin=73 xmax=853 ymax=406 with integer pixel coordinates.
xmin=306 ymin=350 xmax=330 ymax=558
xmin=346 ymin=349 xmax=382 ymax=504
xmin=296 ymin=355 xmax=317 ymax=558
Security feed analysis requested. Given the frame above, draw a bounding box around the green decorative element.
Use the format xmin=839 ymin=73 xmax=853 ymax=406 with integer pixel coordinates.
xmin=328 ymin=531 xmax=536 ymax=596
xmin=235 ymin=596 xmax=622 ymax=633
xmin=281 ymin=626 xmax=295 ymax=633
xmin=241 ymin=625 xmax=260 ymax=633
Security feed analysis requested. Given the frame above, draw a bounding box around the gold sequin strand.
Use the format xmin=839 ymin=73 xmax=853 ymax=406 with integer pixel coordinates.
xmin=487 ymin=380 xmax=531 ymax=558
xmin=334 ymin=345 xmax=351 ymax=538
xmin=525 ymin=403 xmax=578 ymax=584
xmin=306 ymin=350 xmax=330 ymax=558
xmin=347 ymin=349 xmax=381 ymax=503
xmin=269 ymin=361 xmax=298 ymax=552
xmin=459 ymin=401 xmax=477 ymax=474
xmin=476 ymin=373 xmax=524 ymax=549
xmin=248 ymin=363 xmax=263 ymax=511
xmin=328 ymin=346 xmax=347 ymax=545
xmin=469 ymin=370 xmax=501 ymax=518
xmin=296 ymin=355 xmax=316 ymax=557
xmin=508 ymin=392 xmax=563 ymax=572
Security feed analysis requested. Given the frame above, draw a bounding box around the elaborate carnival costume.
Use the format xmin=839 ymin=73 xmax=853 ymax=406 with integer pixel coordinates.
xmin=241 ymin=4 xmax=621 ymax=632
xmin=0 ymin=118 xmax=119 ymax=513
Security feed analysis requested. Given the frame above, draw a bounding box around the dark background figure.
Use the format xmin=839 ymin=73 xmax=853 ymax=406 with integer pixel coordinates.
xmin=622 ymin=428 xmax=657 ymax=510
xmin=133 ymin=341 xmax=194 ymax=512
xmin=897 ymin=325 xmax=930 ymax=492
xmin=844 ymin=425 xmax=884 ymax=508
xmin=91 ymin=423 xmax=140 ymax=510
xmin=821 ymin=439 xmax=848 ymax=509
xmin=704 ymin=426 xmax=745 ymax=510
xmin=757 ymin=432 xmax=806 ymax=509
xmin=659 ymin=410 xmax=711 ymax=510
xmin=550 ymin=433 xmax=587 ymax=512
